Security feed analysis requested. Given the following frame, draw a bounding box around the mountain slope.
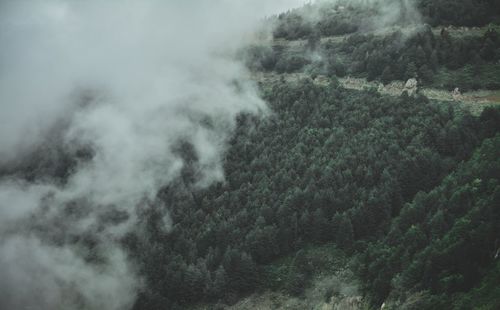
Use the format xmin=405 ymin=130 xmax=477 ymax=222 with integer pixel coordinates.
xmin=129 ymin=1 xmax=500 ymax=309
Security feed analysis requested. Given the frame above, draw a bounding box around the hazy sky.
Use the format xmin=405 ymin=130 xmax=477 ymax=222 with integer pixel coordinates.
xmin=261 ymin=0 xmax=310 ymax=15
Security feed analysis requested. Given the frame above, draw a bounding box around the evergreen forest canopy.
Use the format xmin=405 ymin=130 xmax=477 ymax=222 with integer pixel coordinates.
xmin=130 ymin=0 xmax=500 ymax=309
xmin=132 ymin=81 xmax=500 ymax=310
xmin=243 ymin=0 xmax=500 ymax=93
xmin=0 ymin=0 xmax=499 ymax=310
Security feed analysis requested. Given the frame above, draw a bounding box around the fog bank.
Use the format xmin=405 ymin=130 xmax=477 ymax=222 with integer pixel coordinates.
xmin=0 ymin=1 xmax=306 ymax=309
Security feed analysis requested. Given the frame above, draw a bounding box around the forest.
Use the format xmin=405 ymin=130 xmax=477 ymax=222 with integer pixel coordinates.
xmin=0 ymin=0 xmax=499 ymax=310
xmin=129 ymin=1 xmax=500 ymax=309
xmin=245 ymin=0 xmax=500 ymax=91
xmin=130 ymin=78 xmax=499 ymax=309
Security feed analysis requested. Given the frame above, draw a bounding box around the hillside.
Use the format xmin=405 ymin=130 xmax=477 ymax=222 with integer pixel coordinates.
xmin=246 ymin=1 xmax=500 ymax=114
xmin=1 ymin=1 xmax=499 ymax=310
xmin=128 ymin=1 xmax=500 ymax=309
xmin=136 ymin=1 xmax=500 ymax=309
xmin=166 ymin=2 xmax=500 ymax=309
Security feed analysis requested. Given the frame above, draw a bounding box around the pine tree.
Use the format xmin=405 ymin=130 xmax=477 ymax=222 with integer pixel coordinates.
xmin=336 ymin=214 xmax=354 ymax=249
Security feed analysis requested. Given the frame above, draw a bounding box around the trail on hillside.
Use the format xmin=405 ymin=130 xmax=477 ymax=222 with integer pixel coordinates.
xmin=253 ymin=72 xmax=500 ymax=115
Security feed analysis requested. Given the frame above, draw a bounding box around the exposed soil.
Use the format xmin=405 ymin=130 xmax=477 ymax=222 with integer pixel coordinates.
xmin=253 ymin=72 xmax=500 ymax=115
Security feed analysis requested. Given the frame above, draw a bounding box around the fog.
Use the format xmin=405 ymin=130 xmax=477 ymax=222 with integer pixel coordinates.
xmin=0 ymin=0 xmax=419 ymax=308
xmin=0 ymin=1 xmax=306 ymax=309
xmin=288 ymin=0 xmax=421 ymax=30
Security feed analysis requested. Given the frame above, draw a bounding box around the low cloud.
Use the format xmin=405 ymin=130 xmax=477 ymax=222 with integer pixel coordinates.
xmin=0 ymin=0 xmax=308 ymax=309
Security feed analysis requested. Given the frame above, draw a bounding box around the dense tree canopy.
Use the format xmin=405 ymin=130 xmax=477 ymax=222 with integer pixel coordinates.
xmin=130 ymin=78 xmax=498 ymax=308
xmin=125 ymin=2 xmax=500 ymax=308
xmin=260 ymin=0 xmax=500 ymax=91
xmin=358 ymin=133 xmax=500 ymax=309
xmin=130 ymin=1 xmax=500 ymax=307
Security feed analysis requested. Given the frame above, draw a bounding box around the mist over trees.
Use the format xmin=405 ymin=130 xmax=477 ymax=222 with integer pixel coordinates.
xmin=0 ymin=1 xmax=271 ymax=309
xmin=250 ymin=0 xmax=500 ymax=92
xmin=130 ymin=78 xmax=499 ymax=308
xmin=1 ymin=0 xmax=499 ymax=309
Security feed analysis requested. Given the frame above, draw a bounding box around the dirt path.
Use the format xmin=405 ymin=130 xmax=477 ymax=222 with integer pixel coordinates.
xmin=338 ymin=76 xmax=500 ymax=115
xmin=253 ymin=72 xmax=500 ymax=115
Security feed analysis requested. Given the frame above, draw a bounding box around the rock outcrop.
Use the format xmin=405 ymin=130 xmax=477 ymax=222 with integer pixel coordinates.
xmin=452 ymin=87 xmax=463 ymax=101
xmin=404 ymin=78 xmax=418 ymax=96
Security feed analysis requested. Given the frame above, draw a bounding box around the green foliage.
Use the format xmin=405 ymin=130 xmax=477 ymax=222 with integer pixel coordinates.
xmin=257 ymin=1 xmax=500 ymax=89
xmin=271 ymin=0 xmax=500 ymax=40
xmin=430 ymin=63 xmax=500 ymax=91
xmin=131 ymin=2 xmax=500 ymax=307
xmin=357 ymin=134 xmax=500 ymax=307
xmin=241 ymin=45 xmax=277 ymax=72
xmin=262 ymin=244 xmax=347 ymax=295
xmin=131 ymin=79 xmax=492 ymax=308
xmin=273 ymin=12 xmax=313 ymax=40
xmin=419 ymin=0 xmax=500 ymax=27
xmin=275 ymin=54 xmax=310 ymax=73
xmin=327 ymin=26 xmax=500 ymax=85
xmin=452 ymin=261 xmax=500 ymax=310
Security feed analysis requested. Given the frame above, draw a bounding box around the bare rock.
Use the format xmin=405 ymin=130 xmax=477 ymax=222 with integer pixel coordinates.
xmin=452 ymin=87 xmax=463 ymax=101
xmin=404 ymin=78 xmax=418 ymax=96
